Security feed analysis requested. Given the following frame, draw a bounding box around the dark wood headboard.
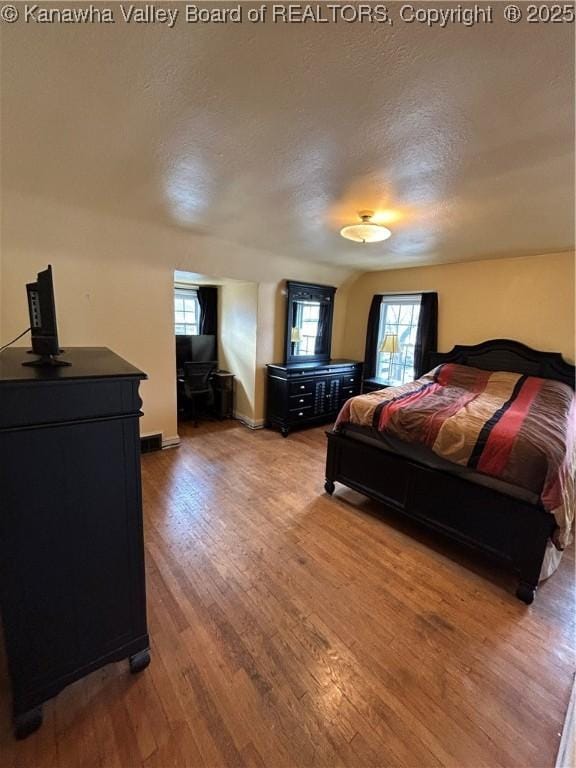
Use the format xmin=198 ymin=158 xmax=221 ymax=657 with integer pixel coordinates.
xmin=428 ymin=339 xmax=575 ymax=390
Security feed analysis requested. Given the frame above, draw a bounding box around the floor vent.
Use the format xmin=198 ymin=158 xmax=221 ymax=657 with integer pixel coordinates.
xmin=140 ymin=434 xmax=163 ymax=454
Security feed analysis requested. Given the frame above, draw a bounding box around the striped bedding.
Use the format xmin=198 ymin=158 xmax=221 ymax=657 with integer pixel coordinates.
xmin=335 ymin=363 xmax=575 ymax=549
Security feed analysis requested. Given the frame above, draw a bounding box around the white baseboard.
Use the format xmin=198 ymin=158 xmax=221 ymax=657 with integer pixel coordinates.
xmin=234 ymin=413 xmax=265 ymax=430
xmin=163 ymin=417 xmax=264 ymax=444
xmin=140 ymin=431 xmax=181 ymax=450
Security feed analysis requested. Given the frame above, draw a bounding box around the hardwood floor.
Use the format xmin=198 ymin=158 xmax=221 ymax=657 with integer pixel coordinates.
xmin=1 ymin=420 xmax=574 ymax=768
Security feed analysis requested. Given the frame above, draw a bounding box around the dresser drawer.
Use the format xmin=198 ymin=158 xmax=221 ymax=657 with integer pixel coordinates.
xmin=341 ymin=373 xmax=360 ymax=387
xmin=288 ymin=406 xmax=313 ymax=422
xmin=288 ymin=380 xmax=314 ymax=396
xmin=290 ymin=392 xmax=313 ymax=409
xmin=341 ymin=385 xmax=360 ymax=400
xmin=0 ymin=379 xmax=141 ymax=430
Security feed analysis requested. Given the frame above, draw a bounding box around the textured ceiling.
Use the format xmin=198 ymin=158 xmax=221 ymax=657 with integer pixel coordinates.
xmin=2 ymin=10 xmax=574 ymax=270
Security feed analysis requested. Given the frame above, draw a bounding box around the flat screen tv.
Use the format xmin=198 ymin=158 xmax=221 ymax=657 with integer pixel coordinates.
xmin=175 ymin=335 xmax=193 ymax=372
xmin=175 ymin=334 xmax=217 ymax=371
xmin=190 ymin=334 xmax=217 ymax=363
xmin=23 ymin=265 xmax=70 ymax=367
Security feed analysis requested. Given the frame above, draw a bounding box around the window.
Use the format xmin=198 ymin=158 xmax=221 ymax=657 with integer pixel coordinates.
xmin=294 ymin=300 xmax=320 ymax=356
xmin=376 ymin=294 xmax=421 ymax=385
xmin=174 ymin=287 xmax=200 ymax=335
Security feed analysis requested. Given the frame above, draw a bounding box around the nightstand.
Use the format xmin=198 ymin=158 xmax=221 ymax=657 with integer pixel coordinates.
xmin=362 ymin=376 xmax=391 ymax=393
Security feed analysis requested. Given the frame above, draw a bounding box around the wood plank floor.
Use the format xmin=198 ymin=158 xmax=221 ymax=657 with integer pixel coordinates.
xmin=1 ymin=420 xmax=574 ymax=768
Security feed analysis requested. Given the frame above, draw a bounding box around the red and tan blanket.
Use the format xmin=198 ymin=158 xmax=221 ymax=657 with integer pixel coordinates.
xmin=335 ymin=363 xmax=575 ymax=548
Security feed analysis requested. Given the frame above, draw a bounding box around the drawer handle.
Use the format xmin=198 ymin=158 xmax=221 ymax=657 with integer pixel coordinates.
xmin=349 ymin=377 xmax=355 ymax=382
xmin=299 ymin=398 xmax=304 ymax=403
xmin=300 ymin=385 xmax=305 ymax=390
xmin=298 ymin=412 xmax=304 ymax=416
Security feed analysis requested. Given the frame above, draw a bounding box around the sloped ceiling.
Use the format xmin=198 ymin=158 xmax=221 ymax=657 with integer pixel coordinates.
xmin=2 ymin=11 xmax=574 ymax=270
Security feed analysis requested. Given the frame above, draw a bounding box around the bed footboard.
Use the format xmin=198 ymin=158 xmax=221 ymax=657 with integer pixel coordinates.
xmin=325 ymin=429 xmax=555 ymax=604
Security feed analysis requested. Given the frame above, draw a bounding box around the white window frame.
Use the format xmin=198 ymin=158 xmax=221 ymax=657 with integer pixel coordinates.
xmin=376 ymin=294 xmax=422 ymax=385
xmin=174 ymin=286 xmax=200 ymax=336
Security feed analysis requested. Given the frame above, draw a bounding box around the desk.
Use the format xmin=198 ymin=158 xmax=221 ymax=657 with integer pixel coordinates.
xmin=177 ymin=369 xmax=235 ymax=420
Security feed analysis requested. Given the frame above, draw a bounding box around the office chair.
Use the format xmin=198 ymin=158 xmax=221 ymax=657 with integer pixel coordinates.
xmin=182 ymin=361 xmax=216 ymax=426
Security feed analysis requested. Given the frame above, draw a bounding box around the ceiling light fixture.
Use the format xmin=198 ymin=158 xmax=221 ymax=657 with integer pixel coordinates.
xmin=340 ymin=210 xmax=392 ymax=244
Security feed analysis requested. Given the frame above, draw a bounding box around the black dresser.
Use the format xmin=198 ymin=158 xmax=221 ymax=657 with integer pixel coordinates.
xmin=0 ymin=347 xmax=150 ymax=738
xmin=266 ymin=359 xmax=363 ymax=436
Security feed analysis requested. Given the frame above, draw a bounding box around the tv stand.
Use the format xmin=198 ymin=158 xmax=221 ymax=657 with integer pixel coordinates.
xmin=22 ymin=349 xmax=71 ymax=367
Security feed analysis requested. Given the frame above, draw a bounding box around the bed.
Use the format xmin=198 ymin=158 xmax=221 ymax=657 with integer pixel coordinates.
xmin=324 ymin=339 xmax=575 ymax=603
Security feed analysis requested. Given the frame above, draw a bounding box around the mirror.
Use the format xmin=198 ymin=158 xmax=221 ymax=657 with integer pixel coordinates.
xmin=284 ymin=281 xmax=336 ymax=365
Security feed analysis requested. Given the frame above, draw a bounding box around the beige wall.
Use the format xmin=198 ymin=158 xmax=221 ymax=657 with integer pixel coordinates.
xmin=0 ymin=191 xmax=351 ymax=441
xmin=341 ymin=251 xmax=575 ymax=364
xmin=3 ymin=191 xmax=571 ymax=444
xmin=254 ymin=283 xmax=283 ymax=428
xmin=218 ymin=282 xmax=258 ymax=424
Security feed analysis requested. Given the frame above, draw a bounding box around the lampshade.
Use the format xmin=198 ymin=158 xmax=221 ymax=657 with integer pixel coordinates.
xmin=340 ymin=210 xmax=392 ymax=244
xmin=379 ymin=334 xmax=400 ymax=354
xmin=291 ymin=327 xmax=302 ymax=343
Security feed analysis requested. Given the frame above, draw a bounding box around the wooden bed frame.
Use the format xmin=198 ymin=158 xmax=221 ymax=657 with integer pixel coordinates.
xmin=324 ymin=339 xmax=575 ymax=604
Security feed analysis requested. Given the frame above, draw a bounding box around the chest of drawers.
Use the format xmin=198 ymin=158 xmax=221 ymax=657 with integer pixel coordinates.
xmin=0 ymin=347 xmax=150 ymax=738
xmin=265 ymin=359 xmax=363 ymax=436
